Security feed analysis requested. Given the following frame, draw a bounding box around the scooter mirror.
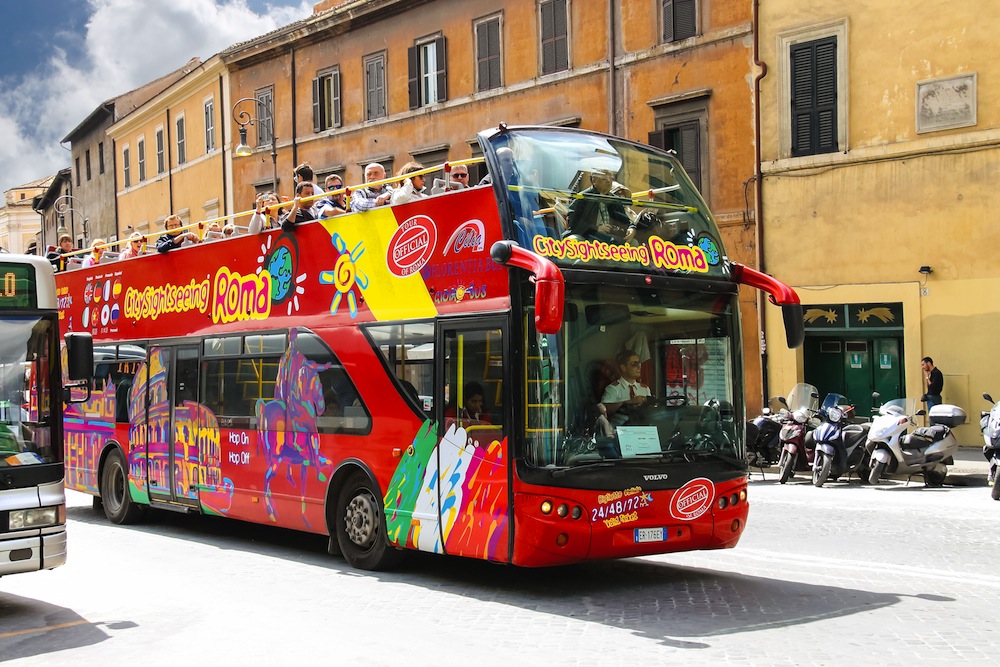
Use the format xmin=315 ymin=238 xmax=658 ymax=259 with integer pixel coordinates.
xmin=778 ymin=397 xmax=788 ymax=406
xmin=916 ymin=409 xmax=927 ymax=416
xmin=984 ymin=393 xmax=994 ymax=403
xmin=872 ymin=391 xmax=881 ymax=400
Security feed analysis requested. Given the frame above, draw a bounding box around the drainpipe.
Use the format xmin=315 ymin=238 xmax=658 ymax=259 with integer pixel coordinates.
xmin=290 ymin=47 xmax=297 ymax=173
xmin=753 ymin=0 xmax=770 ymax=401
xmin=607 ymin=0 xmax=617 ymax=134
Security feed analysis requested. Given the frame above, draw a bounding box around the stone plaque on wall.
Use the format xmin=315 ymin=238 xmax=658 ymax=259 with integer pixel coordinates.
xmin=916 ymin=73 xmax=977 ymax=134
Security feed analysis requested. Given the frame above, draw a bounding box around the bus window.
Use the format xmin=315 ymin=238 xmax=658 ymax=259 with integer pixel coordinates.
xmin=202 ymin=356 xmax=280 ymax=428
xmin=204 ymin=336 xmax=242 ymax=357
xmin=363 ymin=322 xmax=434 ymax=415
xmin=244 ymin=333 xmax=286 ymax=355
xmin=442 ymin=327 xmax=504 ymax=442
xmin=295 ymin=330 xmax=370 ymax=434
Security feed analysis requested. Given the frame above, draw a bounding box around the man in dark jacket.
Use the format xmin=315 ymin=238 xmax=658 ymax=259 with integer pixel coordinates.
xmin=921 ymin=357 xmax=944 ymax=409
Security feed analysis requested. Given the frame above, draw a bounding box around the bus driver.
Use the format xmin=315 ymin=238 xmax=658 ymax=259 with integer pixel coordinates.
xmin=600 ymin=350 xmax=650 ymax=426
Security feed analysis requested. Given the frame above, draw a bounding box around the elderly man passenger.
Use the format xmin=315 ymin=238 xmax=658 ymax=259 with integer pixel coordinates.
xmin=350 ymin=163 xmax=394 ymax=212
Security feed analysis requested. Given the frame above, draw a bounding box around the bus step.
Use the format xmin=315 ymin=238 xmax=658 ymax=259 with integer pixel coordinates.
xmin=148 ymin=499 xmax=199 ymax=514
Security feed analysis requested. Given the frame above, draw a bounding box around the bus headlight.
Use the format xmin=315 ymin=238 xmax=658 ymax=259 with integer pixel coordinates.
xmin=9 ymin=506 xmax=61 ymax=530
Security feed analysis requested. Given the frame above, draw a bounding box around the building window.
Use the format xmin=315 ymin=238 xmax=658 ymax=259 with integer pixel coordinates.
xmin=75 ymin=157 xmax=80 ymax=187
xmin=778 ymin=21 xmax=847 ymax=159
xmin=539 ymin=0 xmax=568 ymax=75
xmin=98 ymin=142 xmax=105 ymax=175
xmin=256 ymin=87 xmax=274 ymax=146
xmin=204 ymin=97 xmax=216 ymax=152
xmin=123 ymin=146 xmax=131 ymax=188
xmin=176 ymin=115 xmax=186 ymax=165
xmin=138 ymin=137 xmax=146 ymax=182
xmin=365 ymin=53 xmax=387 ymax=120
xmin=790 ymin=37 xmax=838 ymax=157
xmin=156 ymin=128 xmax=165 ymax=174
xmin=408 ymin=37 xmax=447 ymax=109
xmin=85 ymin=150 xmax=92 ymax=181
xmin=648 ymin=95 xmax=709 ymax=196
xmin=312 ymin=67 xmax=342 ymax=132
xmin=475 ymin=15 xmax=502 ymax=92
xmin=662 ymin=0 xmax=697 ymax=43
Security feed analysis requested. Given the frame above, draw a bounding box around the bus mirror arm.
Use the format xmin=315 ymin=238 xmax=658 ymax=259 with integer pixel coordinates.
xmin=64 ymin=332 xmax=95 ymax=404
xmin=729 ymin=263 xmax=804 ymax=349
xmin=490 ymin=241 xmax=565 ymax=334
xmin=64 ymin=380 xmax=92 ymax=405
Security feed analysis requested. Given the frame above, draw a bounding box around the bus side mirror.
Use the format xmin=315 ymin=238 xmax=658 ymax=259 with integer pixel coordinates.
xmin=729 ymin=263 xmax=804 ymax=349
xmin=66 ymin=332 xmax=94 ymax=381
xmin=490 ymin=241 xmax=565 ymax=334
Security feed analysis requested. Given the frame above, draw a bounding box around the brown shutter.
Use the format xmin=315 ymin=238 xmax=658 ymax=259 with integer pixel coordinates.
xmin=407 ymin=45 xmax=420 ymax=109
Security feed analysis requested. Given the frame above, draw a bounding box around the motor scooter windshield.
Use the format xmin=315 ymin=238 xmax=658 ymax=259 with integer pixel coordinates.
xmin=821 ymin=393 xmax=851 ymax=411
xmin=784 ymin=383 xmax=819 ymax=413
xmin=878 ymin=397 xmax=918 ymax=416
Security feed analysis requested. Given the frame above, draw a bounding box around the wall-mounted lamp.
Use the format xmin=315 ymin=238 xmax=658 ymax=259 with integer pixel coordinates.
xmin=918 ymin=266 xmax=933 ymax=275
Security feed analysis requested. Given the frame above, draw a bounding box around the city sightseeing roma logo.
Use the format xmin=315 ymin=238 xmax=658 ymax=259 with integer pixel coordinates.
xmin=387 ymin=215 xmax=437 ymax=277
xmin=668 ymin=478 xmax=715 ymax=521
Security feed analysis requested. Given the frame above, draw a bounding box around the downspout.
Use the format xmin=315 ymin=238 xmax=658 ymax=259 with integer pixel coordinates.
xmin=607 ymin=0 xmax=617 ymax=134
xmin=290 ymin=47 xmax=297 ymax=173
xmin=166 ymin=108 xmax=174 ymax=214
xmin=219 ymin=74 xmax=228 ymax=218
xmin=753 ymin=0 xmax=770 ymax=401
xmin=112 ymin=139 xmax=119 ymax=240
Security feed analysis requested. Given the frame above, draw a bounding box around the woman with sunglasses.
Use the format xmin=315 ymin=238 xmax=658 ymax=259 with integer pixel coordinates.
xmin=120 ymin=232 xmax=144 ymax=259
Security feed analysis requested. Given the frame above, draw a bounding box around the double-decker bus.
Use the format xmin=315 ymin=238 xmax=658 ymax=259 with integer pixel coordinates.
xmin=0 ymin=254 xmax=91 ymax=577
xmin=56 ymin=125 xmax=801 ymax=569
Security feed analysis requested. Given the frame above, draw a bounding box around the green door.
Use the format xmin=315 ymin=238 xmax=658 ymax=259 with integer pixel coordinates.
xmin=873 ymin=338 xmax=903 ymax=403
xmin=803 ymin=335 xmax=903 ymax=417
xmin=843 ymin=341 xmax=871 ymax=415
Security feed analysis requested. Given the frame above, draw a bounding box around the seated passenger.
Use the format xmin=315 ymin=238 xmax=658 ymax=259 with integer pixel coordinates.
xmin=565 ymin=169 xmax=632 ymax=243
xmin=279 ymin=181 xmax=318 ymax=232
xmin=46 ymin=234 xmax=76 ymax=271
xmin=601 ymin=350 xmax=650 ymax=425
xmin=391 ymin=162 xmax=428 ymax=205
xmin=249 ymin=191 xmax=281 ymax=234
xmin=317 ymin=175 xmax=349 ymax=218
xmin=445 ymin=381 xmax=492 ymax=428
xmin=157 ymin=214 xmax=199 ymax=253
xmin=223 ymin=223 xmax=237 ymax=238
xmin=81 ymin=238 xmax=105 ymax=268
xmin=350 ymin=163 xmax=394 ymax=212
xmin=119 ymin=232 xmax=144 ymax=259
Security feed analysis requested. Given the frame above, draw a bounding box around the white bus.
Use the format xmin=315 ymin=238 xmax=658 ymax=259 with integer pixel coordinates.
xmin=0 ymin=254 xmax=90 ymax=578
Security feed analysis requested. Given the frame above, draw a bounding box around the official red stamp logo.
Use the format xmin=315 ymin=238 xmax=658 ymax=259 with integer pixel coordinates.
xmin=387 ymin=215 xmax=437 ymax=277
xmin=668 ymin=477 xmax=715 ymax=521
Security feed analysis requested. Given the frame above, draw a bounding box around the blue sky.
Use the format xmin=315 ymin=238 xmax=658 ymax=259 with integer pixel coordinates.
xmin=0 ymin=0 xmax=312 ymax=200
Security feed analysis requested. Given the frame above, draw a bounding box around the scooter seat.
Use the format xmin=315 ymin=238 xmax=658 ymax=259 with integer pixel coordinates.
xmin=903 ymin=424 xmax=949 ymax=447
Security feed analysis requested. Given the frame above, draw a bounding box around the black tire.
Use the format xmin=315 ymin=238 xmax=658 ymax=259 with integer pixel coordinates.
xmin=778 ymin=450 xmax=794 ymax=484
xmin=813 ymin=453 xmax=832 ymax=488
xmin=992 ymin=473 xmax=1000 ymax=501
xmin=99 ymin=448 xmax=145 ymax=524
xmin=335 ymin=472 xmax=403 ymax=571
xmin=869 ymin=459 xmax=887 ymax=485
xmin=923 ymin=467 xmax=947 ymax=488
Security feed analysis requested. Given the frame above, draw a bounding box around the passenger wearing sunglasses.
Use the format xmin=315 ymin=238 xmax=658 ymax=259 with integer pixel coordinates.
xmin=600 ymin=349 xmax=650 ymax=423
xmin=120 ymin=232 xmax=144 ymax=259
xmin=449 ymin=166 xmax=470 ymax=188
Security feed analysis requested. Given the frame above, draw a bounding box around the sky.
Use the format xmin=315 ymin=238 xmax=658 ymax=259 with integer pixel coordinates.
xmin=0 ymin=0 xmax=313 ymax=203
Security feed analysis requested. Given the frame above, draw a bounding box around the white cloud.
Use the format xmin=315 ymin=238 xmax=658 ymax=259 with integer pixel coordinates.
xmin=0 ymin=0 xmax=311 ymax=198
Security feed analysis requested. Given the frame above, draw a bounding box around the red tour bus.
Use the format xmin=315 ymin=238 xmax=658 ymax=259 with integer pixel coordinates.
xmin=56 ymin=125 xmax=802 ymax=569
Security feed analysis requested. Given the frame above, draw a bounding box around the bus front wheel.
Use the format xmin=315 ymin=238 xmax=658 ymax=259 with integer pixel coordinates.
xmin=335 ymin=472 xmax=403 ymax=571
xmin=100 ymin=449 xmax=145 ymax=525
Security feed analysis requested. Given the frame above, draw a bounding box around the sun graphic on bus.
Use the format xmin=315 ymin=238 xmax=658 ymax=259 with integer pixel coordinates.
xmin=319 ymin=233 xmax=369 ymax=318
xmin=256 ymin=234 xmax=307 ymax=315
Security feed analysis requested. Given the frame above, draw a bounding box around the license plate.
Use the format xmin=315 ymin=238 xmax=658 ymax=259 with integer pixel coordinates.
xmin=634 ymin=527 xmax=667 ymax=543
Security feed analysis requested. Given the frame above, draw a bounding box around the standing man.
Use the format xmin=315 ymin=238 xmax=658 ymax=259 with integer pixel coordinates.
xmin=921 ymin=357 xmax=944 ymax=410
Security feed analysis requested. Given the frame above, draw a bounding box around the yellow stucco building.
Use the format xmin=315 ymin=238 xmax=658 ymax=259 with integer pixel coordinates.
xmin=758 ymin=2 xmax=997 ymax=442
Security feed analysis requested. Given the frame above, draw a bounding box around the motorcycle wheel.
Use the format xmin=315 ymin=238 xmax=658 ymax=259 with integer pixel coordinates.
xmin=813 ymin=453 xmax=832 ymax=488
xmin=778 ymin=450 xmax=794 ymax=484
xmin=923 ymin=467 xmax=947 ymax=488
xmin=869 ymin=459 xmax=886 ymax=485
xmin=992 ymin=466 xmax=1000 ymax=501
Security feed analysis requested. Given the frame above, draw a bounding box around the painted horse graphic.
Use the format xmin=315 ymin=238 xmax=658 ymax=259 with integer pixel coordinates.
xmin=255 ymin=328 xmax=333 ymax=525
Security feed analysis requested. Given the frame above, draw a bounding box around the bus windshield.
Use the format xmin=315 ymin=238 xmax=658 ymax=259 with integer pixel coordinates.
xmin=487 ymin=128 xmax=727 ymax=278
xmin=525 ymin=283 xmax=741 ymax=469
xmin=0 ymin=316 xmax=55 ymax=467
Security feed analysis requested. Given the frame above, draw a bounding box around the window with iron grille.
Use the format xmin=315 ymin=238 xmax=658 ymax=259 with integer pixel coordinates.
xmin=313 ymin=67 xmax=342 ymax=131
xmin=475 ymin=15 xmax=502 ymax=91
xmin=790 ymin=36 xmax=838 ymax=157
xmin=662 ymin=0 xmax=697 ymax=43
xmin=539 ymin=0 xmax=568 ymax=75
xmin=408 ymin=37 xmax=448 ymax=109
xmin=365 ymin=53 xmax=387 ymax=120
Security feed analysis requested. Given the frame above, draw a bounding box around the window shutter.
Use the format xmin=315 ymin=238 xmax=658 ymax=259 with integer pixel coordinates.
xmin=333 ymin=71 xmax=341 ymax=127
xmin=435 ymin=37 xmax=448 ymax=103
xmin=312 ymin=77 xmax=321 ymax=132
xmin=674 ymin=0 xmax=696 ymax=40
xmin=541 ymin=1 xmax=555 ymax=74
xmin=663 ymin=0 xmax=675 ymax=42
xmin=790 ymin=37 xmax=837 ymax=157
xmin=678 ymin=122 xmax=701 ymax=191
xmin=553 ymin=0 xmax=568 ymax=71
xmin=488 ymin=20 xmax=501 ymax=88
xmin=476 ymin=22 xmax=489 ymax=91
xmin=407 ymin=45 xmax=420 ymax=109
xmin=648 ymin=129 xmax=667 ymax=150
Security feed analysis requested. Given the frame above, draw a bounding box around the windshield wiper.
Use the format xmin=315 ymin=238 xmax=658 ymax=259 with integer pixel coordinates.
xmin=550 ymin=461 xmax=617 ymax=478
xmin=673 ymin=449 xmax=745 ymax=468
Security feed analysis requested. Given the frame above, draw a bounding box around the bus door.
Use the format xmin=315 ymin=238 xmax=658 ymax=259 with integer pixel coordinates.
xmin=437 ymin=318 xmax=510 ymax=562
xmin=147 ymin=344 xmax=201 ymax=508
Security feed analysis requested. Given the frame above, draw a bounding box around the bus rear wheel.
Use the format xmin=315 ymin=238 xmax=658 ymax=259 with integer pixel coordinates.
xmin=335 ymin=472 xmax=403 ymax=571
xmin=100 ymin=449 xmax=145 ymax=525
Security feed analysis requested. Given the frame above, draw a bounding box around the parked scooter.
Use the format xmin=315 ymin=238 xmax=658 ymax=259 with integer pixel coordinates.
xmin=811 ymin=393 xmax=870 ymax=487
xmin=978 ymin=393 xmax=1000 ymax=501
xmin=748 ymin=396 xmax=788 ymax=468
xmin=867 ymin=394 xmax=965 ymax=487
xmin=776 ymin=383 xmax=820 ymax=484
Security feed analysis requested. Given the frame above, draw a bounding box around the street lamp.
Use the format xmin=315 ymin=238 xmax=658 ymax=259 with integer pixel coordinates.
xmin=232 ymin=96 xmax=278 ymax=194
xmin=53 ymin=194 xmax=89 ymax=246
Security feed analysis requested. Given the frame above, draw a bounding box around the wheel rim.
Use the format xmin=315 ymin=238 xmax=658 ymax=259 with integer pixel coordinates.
xmin=106 ymin=461 xmax=125 ymax=514
xmin=344 ymin=490 xmax=379 ymax=550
